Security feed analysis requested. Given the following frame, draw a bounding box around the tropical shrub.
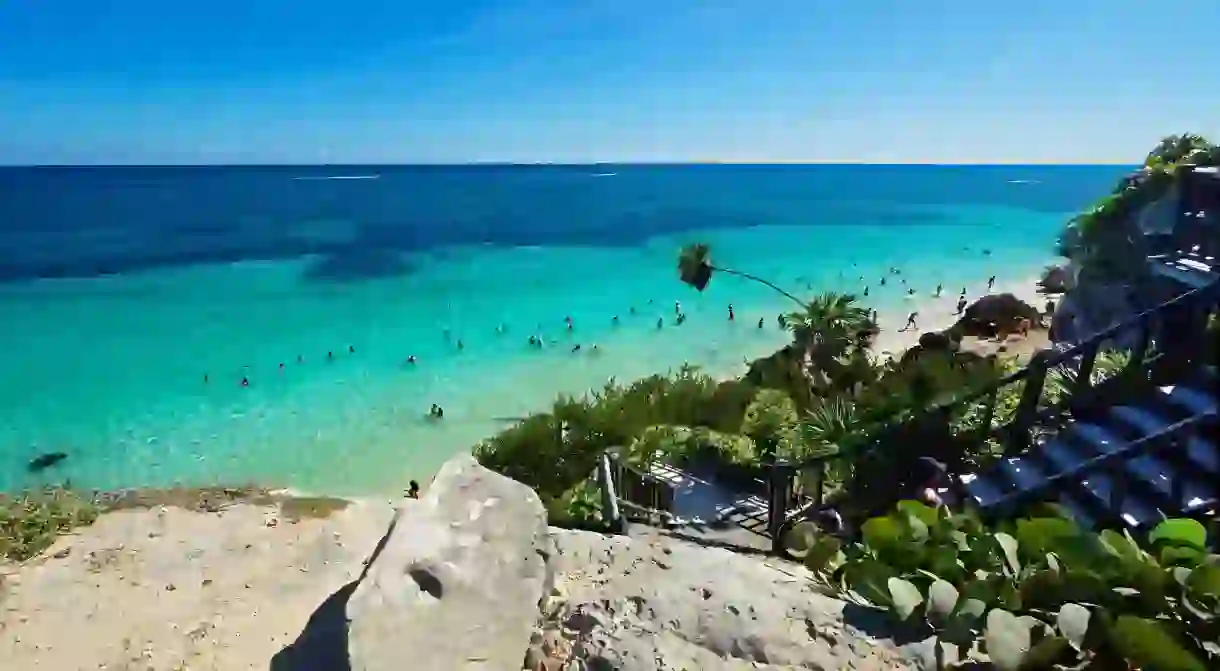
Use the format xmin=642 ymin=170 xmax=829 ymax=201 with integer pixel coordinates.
xmin=1059 ymin=133 xmax=1218 ymax=279
xmin=1 ymin=487 xmax=100 ymax=561
xmin=805 ymin=502 xmax=1220 ymax=670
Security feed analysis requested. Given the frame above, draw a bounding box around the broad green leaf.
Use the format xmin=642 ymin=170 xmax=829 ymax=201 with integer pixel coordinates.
xmin=897 ymin=499 xmax=939 ymax=528
xmin=804 ymin=535 xmax=843 ymax=575
xmin=1186 ymin=559 xmax=1220 ymax=603
xmin=1015 ymin=516 xmax=1079 ymax=560
xmin=1056 ymin=603 xmax=1091 ymax=650
xmin=1161 ymin=544 xmax=1206 ymax=567
xmin=1149 ymin=518 xmax=1208 ymax=551
xmin=862 ymin=516 xmax=904 ymax=554
xmin=926 ymin=579 xmax=959 ymax=623
xmin=984 ymin=608 xmax=1032 ymax=671
xmin=842 ymin=558 xmax=896 ymax=607
xmin=887 ymin=577 xmax=923 ymax=620
xmin=1024 ymin=635 xmax=1070 ymax=670
xmin=994 ymin=532 xmax=1021 ymax=575
xmin=1112 ymin=615 xmax=1206 ymax=671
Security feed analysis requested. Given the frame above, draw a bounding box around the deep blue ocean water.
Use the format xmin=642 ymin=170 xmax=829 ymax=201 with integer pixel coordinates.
xmin=0 ymin=164 xmax=1128 ymax=494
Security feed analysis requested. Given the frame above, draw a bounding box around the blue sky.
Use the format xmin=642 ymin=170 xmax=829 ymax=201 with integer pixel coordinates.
xmin=1 ymin=1 xmax=1218 ymax=164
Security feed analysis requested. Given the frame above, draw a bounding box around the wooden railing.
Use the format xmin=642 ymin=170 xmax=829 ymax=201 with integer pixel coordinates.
xmin=767 ymin=274 xmax=1220 ymax=553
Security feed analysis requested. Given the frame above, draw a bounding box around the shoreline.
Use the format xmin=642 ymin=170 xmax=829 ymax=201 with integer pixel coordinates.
xmin=9 ymin=269 xmax=1057 ymax=504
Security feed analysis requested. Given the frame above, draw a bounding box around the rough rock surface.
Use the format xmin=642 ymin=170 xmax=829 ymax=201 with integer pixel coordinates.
xmin=528 ymin=528 xmax=911 ymax=671
xmin=1037 ymin=263 xmax=1075 ymax=294
xmin=345 ymin=453 xmax=553 ymax=671
xmin=0 ymin=496 xmax=397 ymax=671
xmin=1050 ymin=278 xmax=1143 ymax=349
xmin=951 ymin=293 xmax=1042 ymax=338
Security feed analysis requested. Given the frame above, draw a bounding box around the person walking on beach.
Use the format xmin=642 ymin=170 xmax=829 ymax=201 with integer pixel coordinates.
xmin=407 ymin=480 xmax=420 ymax=499
xmin=956 ymin=296 xmax=967 ymax=315
xmin=987 ymin=276 xmax=996 ymax=291
xmin=902 ymin=311 xmax=919 ymax=332
xmin=935 ymin=283 xmax=943 ymax=297
xmin=758 ymin=317 xmax=765 ymax=329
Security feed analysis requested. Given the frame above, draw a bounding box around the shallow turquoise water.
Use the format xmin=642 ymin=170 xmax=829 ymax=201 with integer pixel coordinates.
xmin=0 ymin=204 xmax=1068 ymax=494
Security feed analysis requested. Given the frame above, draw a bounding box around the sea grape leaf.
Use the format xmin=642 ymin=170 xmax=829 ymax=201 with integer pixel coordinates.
xmin=1149 ymin=518 xmax=1208 ymax=551
xmin=1056 ymin=603 xmax=1091 ymax=650
xmin=862 ymin=516 xmax=904 ymax=555
xmin=804 ymin=535 xmax=843 ymax=575
xmin=994 ymin=532 xmax=1021 ymax=576
xmin=1112 ymin=615 xmax=1206 ymax=671
xmin=887 ymin=577 xmax=923 ymax=620
xmin=842 ymin=557 xmax=896 ymax=607
xmin=926 ymin=578 xmax=959 ymax=623
xmin=1015 ymin=516 xmax=1079 ymax=561
xmin=984 ymin=608 xmax=1032 ymax=671
xmin=897 ymin=499 xmax=939 ymax=529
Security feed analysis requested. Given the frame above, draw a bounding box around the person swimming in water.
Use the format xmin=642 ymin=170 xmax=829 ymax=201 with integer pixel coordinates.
xmin=879 ymin=276 xmax=887 ymax=286
xmin=327 ymin=351 xmax=334 ymax=361
xmin=241 ymin=376 xmax=249 ymax=387
xmin=571 ymin=343 xmax=581 ymax=353
xmin=407 ymin=355 xmax=417 ymax=364
xmin=612 ymin=315 xmax=619 ymax=326
xmin=429 ymin=404 xmax=444 ymax=419
xmin=297 ymin=354 xmax=304 ymax=364
xmin=675 ymin=313 xmax=687 ymax=325
xmin=348 ymin=345 xmax=355 ymax=353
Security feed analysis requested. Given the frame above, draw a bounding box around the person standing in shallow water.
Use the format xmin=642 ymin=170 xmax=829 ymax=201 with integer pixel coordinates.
xmin=956 ymin=296 xmax=968 ymax=315
xmin=727 ymin=304 xmax=734 ymax=321
xmin=407 ymin=480 xmax=420 ymax=499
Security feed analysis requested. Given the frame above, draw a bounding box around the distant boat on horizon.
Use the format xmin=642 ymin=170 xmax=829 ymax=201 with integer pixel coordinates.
xmin=1007 ymin=179 xmax=1040 ymax=184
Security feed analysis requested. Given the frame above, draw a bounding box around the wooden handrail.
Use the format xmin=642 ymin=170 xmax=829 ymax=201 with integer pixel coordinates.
xmin=787 ymin=274 xmax=1220 ymax=474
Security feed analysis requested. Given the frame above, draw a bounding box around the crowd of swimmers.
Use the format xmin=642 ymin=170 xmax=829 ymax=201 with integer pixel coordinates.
xmin=201 ymin=252 xmax=1005 ymax=420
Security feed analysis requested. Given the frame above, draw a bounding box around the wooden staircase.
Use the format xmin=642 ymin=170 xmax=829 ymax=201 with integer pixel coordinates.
xmin=769 ymin=264 xmax=1220 ymax=554
xmin=960 ymin=365 xmax=1217 ymax=531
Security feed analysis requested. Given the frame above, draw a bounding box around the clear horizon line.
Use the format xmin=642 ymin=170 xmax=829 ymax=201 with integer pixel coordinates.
xmin=0 ymin=159 xmax=1140 ymax=169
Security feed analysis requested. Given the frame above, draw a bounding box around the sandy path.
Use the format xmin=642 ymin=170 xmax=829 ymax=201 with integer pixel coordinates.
xmin=1 ymin=499 xmax=397 ymax=671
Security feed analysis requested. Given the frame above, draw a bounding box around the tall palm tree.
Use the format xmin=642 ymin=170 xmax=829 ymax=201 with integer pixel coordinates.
xmin=677 ymin=243 xmax=806 ymax=307
xmin=783 ymin=292 xmax=875 ymax=358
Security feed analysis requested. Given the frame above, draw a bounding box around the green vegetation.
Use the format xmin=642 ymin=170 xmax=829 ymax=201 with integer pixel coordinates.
xmin=1058 ymin=133 xmax=1219 ymax=279
xmin=0 ymin=488 xmax=99 ymax=561
xmin=1 ymin=484 xmax=350 ymax=562
xmin=801 ymin=502 xmax=1219 ymax=671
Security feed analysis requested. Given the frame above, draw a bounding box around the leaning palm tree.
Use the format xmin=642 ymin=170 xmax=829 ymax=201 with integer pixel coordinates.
xmin=783 ymin=292 xmax=875 ymax=358
xmin=677 ymin=243 xmax=806 ymax=307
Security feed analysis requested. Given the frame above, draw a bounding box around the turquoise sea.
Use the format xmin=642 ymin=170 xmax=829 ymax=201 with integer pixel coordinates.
xmin=0 ymin=164 xmax=1129 ymax=495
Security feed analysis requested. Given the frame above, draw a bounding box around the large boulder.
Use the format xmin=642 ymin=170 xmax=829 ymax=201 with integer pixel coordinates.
xmin=1037 ymin=263 xmax=1075 ymax=294
xmin=952 ymin=293 xmax=1041 ymax=339
xmin=531 ymin=529 xmax=911 ymax=671
xmin=345 ymin=454 xmax=553 ymax=671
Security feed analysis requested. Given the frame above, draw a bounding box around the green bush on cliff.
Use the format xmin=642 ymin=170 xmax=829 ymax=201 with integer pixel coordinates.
xmin=803 ymin=502 xmax=1220 ymax=671
xmin=1059 ymin=133 xmax=1220 ymax=278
